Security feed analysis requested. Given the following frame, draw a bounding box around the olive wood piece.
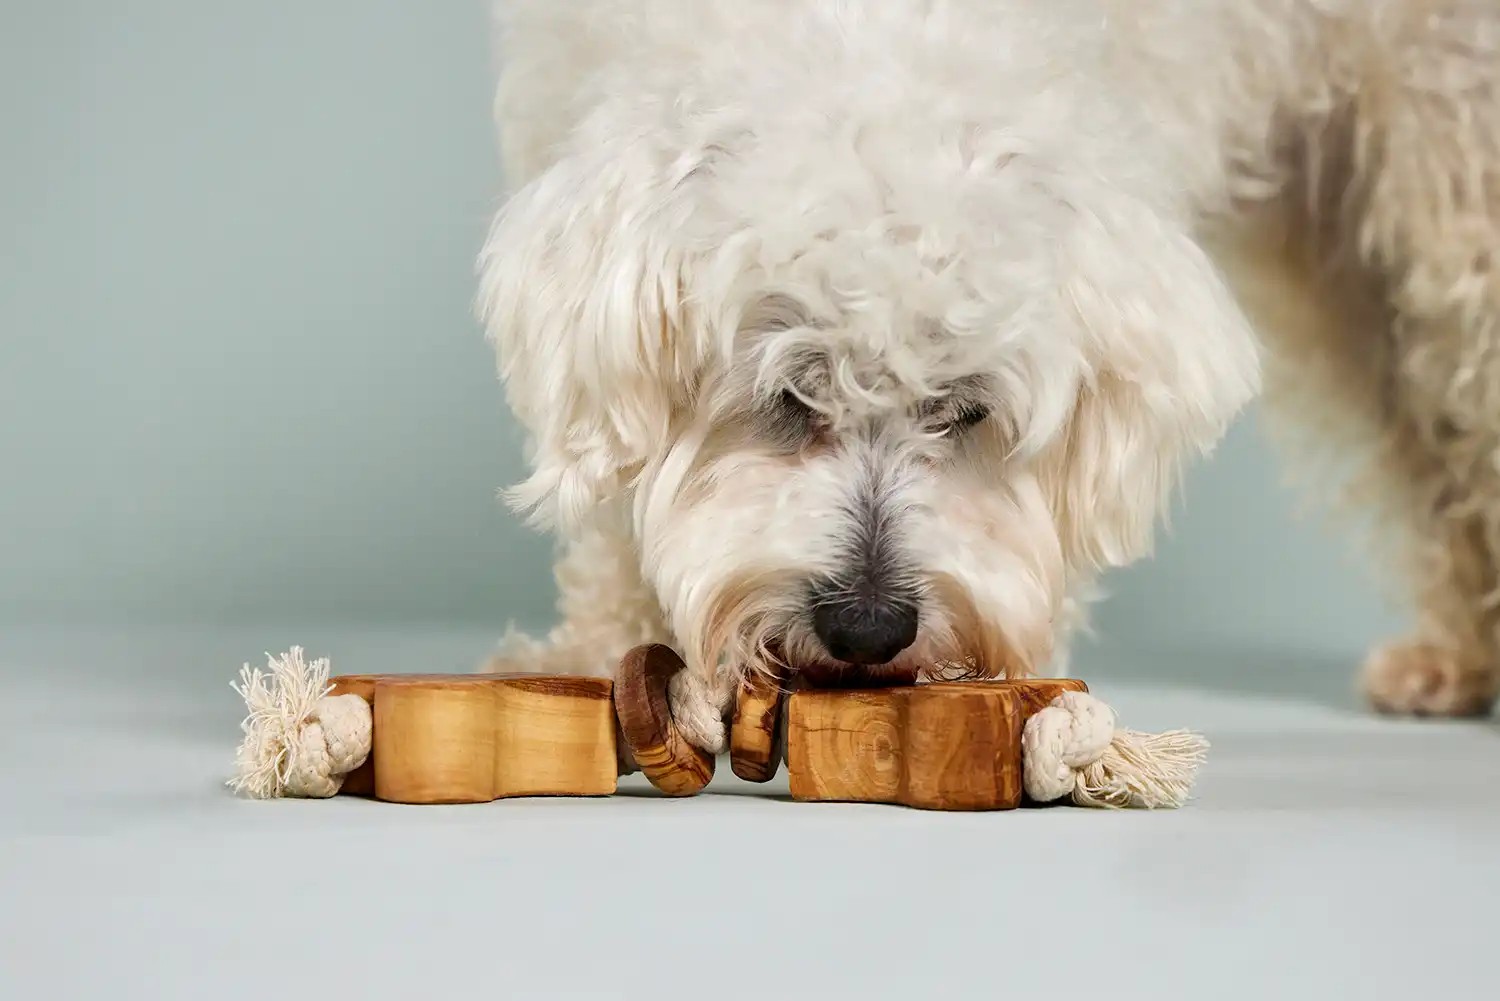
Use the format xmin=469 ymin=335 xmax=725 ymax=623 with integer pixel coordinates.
xmin=327 ymin=673 xmax=618 ymax=804
xmin=1003 ymin=677 xmax=1091 ymax=719
xmin=784 ymin=678 xmax=1089 ymax=811
xmin=730 ymin=671 xmax=787 ymax=782
xmin=614 ymin=644 xmax=716 ymax=796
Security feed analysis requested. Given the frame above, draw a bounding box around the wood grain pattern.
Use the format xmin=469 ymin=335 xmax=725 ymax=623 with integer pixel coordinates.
xmin=730 ymin=671 xmax=786 ymax=782
xmin=998 ymin=678 xmax=1090 ymax=719
xmin=614 ymin=644 xmax=715 ymax=796
xmin=784 ymin=678 xmax=1089 ymax=811
xmin=788 ymin=689 xmax=905 ymax=803
xmin=327 ymin=673 xmax=617 ymax=804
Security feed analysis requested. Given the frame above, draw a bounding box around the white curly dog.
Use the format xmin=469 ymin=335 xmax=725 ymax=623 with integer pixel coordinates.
xmin=477 ymin=0 xmax=1500 ymax=750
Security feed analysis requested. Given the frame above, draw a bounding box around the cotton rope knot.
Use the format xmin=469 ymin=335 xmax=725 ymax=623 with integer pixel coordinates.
xmin=1021 ymin=690 xmax=1208 ymax=809
xmin=228 ymin=647 xmax=372 ymax=799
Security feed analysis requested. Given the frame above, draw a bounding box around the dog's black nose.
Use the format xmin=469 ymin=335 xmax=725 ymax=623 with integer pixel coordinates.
xmin=810 ymin=588 xmax=919 ymax=665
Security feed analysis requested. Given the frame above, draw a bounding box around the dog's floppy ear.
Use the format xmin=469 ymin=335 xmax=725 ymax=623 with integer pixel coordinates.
xmin=477 ymin=128 xmax=715 ymax=533
xmin=1040 ymin=184 xmax=1260 ymax=572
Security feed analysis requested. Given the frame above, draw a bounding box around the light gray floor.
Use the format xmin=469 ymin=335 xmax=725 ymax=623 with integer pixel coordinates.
xmin=4 ymin=625 xmax=1499 ymax=1000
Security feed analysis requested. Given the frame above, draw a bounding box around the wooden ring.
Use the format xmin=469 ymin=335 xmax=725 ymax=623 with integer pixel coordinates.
xmin=615 ymin=644 xmax=715 ymax=796
xmin=730 ymin=670 xmax=787 ymax=782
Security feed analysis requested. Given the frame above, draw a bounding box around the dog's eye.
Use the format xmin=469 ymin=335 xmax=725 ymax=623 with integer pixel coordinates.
xmin=779 ymin=389 xmax=816 ymax=420
xmin=780 ymin=387 xmax=816 ymax=411
xmin=770 ymin=389 xmax=819 ymax=439
xmin=941 ymin=402 xmax=990 ymax=433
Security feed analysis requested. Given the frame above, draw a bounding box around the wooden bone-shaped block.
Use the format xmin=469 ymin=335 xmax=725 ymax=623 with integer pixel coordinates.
xmin=327 ymin=673 xmax=619 ymax=804
xmin=784 ymin=678 xmax=1089 ymax=811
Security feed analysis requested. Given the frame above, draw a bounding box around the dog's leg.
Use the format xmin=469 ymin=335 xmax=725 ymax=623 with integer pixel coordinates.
xmin=1231 ymin=3 xmax=1500 ymax=716
xmin=1356 ymin=296 xmax=1500 ymax=717
xmin=1349 ymin=8 xmax=1500 ymax=717
xmin=1240 ymin=239 xmax=1500 ymax=716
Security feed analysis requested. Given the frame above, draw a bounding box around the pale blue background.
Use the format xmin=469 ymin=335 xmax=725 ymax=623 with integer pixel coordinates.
xmin=0 ymin=1 xmax=1401 ymax=679
xmin=12 ymin=8 xmax=1498 ymax=1001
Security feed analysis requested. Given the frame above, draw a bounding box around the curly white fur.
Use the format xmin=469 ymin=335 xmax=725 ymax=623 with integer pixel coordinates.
xmin=478 ymin=0 xmax=1500 ymax=737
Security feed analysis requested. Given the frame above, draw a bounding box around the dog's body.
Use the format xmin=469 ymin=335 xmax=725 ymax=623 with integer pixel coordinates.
xmin=478 ymin=0 xmax=1500 ymax=746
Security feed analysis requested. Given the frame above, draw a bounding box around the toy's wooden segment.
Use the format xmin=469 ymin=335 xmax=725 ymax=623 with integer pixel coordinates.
xmin=614 ymin=645 xmax=715 ymax=796
xmin=327 ymin=673 xmax=617 ymax=804
xmin=372 ymin=677 xmax=499 ymax=804
xmin=786 ymin=683 xmax=1025 ymax=811
xmin=902 ymin=686 xmax=1022 ymax=810
xmin=786 ymin=690 xmax=903 ymax=804
xmin=491 ymin=676 xmax=617 ymax=798
xmin=730 ymin=671 xmax=786 ymax=782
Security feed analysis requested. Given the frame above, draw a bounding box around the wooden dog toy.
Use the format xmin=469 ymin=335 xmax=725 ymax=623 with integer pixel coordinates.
xmin=230 ymin=645 xmax=1208 ymax=809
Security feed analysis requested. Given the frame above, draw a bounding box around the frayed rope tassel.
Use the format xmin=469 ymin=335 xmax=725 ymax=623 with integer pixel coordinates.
xmin=1021 ymin=690 xmax=1208 ymax=809
xmin=228 ymin=647 xmax=372 ymax=799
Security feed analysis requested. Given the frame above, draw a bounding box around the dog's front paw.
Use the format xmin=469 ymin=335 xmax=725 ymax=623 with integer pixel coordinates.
xmin=1362 ymin=640 xmax=1498 ymax=717
xmin=667 ymin=668 xmax=732 ymax=754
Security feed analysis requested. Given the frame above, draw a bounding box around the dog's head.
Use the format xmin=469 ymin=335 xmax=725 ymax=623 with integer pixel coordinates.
xmin=479 ymin=98 xmax=1259 ymax=684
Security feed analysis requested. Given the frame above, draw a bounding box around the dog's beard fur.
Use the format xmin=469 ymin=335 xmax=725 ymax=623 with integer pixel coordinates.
xmin=478 ymin=0 xmax=1263 ymax=691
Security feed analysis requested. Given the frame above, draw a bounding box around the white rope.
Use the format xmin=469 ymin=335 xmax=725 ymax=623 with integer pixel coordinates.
xmin=228 ymin=647 xmax=371 ymax=799
xmin=1021 ymin=690 xmax=1208 ymax=809
xmin=667 ymin=666 xmax=735 ymax=755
